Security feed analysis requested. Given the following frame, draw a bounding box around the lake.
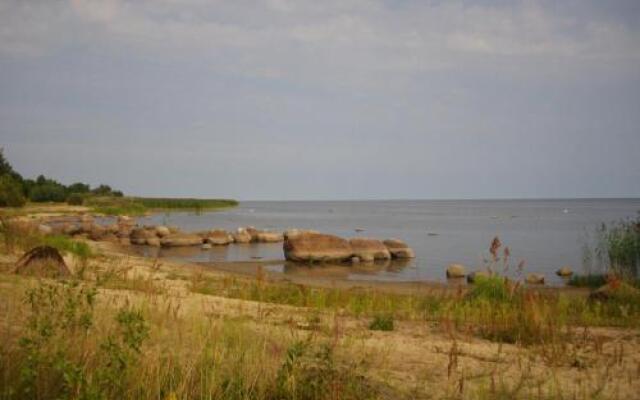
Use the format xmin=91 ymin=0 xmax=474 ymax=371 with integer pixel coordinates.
xmin=132 ymin=199 xmax=640 ymax=285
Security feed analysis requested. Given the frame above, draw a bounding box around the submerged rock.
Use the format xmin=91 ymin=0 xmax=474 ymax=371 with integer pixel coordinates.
xmin=349 ymin=238 xmax=391 ymax=262
xmin=446 ymin=263 xmax=467 ymax=278
xmin=284 ymin=232 xmax=353 ymax=262
xmin=383 ymin=239 xmax=415 ymax=259
xmin=160 ymin=234 xmax=203 ymax=247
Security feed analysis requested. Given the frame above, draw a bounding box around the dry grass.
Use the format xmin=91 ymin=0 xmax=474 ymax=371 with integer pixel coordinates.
xmin=0 ymin=233 xmax=639 ymax=399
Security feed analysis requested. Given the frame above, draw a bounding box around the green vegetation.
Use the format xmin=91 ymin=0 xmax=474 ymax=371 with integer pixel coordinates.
xmin=568 ymin=273 xmax=608 ymax=288
xmin=136 ymin=197 xmax=238 ymax=211
xmin=368 ymin=314 xmax=395 ymax=331
xmin=0 ymin=149 xmax=238 ymax=214
xmin=0 ymin=280 xmax=379 ymax=400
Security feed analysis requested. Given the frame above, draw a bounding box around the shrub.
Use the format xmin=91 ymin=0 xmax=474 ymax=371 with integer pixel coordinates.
xmin=467 ymin=276 xmax=512 ymax=303
xmin=369 ymin=314 xmax=394 ymax=331
xmin=66 ymin=193 xmax=84 ymax=205
xmin=0 ymin=175 xmax=26 ymax=207
xmin=29 ymin=182 xmax=67 ymax=202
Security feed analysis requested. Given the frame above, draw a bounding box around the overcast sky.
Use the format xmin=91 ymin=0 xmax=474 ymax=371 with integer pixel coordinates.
xmin=1 ymin=0 xmax=639 ymax=200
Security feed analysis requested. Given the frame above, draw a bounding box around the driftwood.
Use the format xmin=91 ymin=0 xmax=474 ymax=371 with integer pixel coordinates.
xmin=14 ymin=246 xmax=70 ymax=278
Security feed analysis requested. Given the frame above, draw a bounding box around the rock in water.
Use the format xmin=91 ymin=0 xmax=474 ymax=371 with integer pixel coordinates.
xmin=349 ymin=238 xmax=391 ymax=262
xmin=556 ymin=266 xmax=573 ymax=277
xmin=525 ymin=273 xmax=545 ymax=285
xmin=284 ymin=232 xmax=353 ymax=262
xmin=232 ymin=228 xmax=252 ymax=244
xmin=160 ymin=234 xmax=203 ymax=247
xmin=446 ymin=264 xmax=467 ymax=278
xmin=155 ymin=225 xmax=171 ymax=238
xmin=383 ymin=239 xmax=415 ymax=259
xmin=207 ymin=229 xmax=234 ymax=245
xmin=256 ymin=231 xmax=284 ymax=243
xmin=14 ymin=246 xmax=71 ymax=278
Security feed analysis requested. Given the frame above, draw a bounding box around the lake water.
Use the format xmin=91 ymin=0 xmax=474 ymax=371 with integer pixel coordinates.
xmin=133 ymin=199 xmax=640 ymax=285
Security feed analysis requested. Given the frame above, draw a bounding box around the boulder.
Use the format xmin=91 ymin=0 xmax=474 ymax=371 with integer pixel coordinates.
xmin=446 ymin=263 xmax=467 ymax=278
xmin=556 ymin=266 xmax=573 ymax=277
xmin=207 ymin=229 xmax=234 ymax=245
xmin=88 ymin=225 xmax=107 ymax=241
xmin=155 ymin=225 xmax=171 ymax=238
xmin=525 ymin=273 xmax=545 ymax=285
xmin=160 ymin=234 xmax=203 ymax=247
xmin=283 ymin=232 xmax=353 ymax=262
xmin=467 ymin=270 xmax=492 ymax=284
xmin=146 ymin=237 xmax=161 ymax=247
xmin=349 ymin=238 xmax=391 ymax=262
xmin=245 ymin=226 xmax=260 ymax=242
xmin=130 ymin=228 xmax=150 ymax=245
xmin=63 ymin=223 xmax=82 ymax=236
xmin=201 ymin=243 xmax=213 ymax=250
xmin=232 ymin=228 xmax=252 ymax=244
xmin=284 ymin=229 xmax=320 ymax=240
xmin=257 ymin=231 xmax=284 ymax=243
xmin=351 ymin=256 xmax=361 ymax=264
xmin=14 ymin=246 xmax=70 ymax=278
xmin=383 ymin=239 xmax=415 ymax=259
xmin=38 ymin=224 xmax=53 ymax=235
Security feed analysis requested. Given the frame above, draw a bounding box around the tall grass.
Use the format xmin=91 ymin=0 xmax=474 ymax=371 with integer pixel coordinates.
xmin=135 ymin=197 xmax=238 ymax=211
xmin=0 ymin=280 xmax=380 ymax=400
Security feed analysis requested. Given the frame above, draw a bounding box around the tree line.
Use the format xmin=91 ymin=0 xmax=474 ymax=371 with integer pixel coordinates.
xmin=0 ymin=148 xmax=123 ymax=207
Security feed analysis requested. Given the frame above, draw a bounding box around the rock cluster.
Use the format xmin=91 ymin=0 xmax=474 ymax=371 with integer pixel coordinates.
xmin=283 ymin=232 xmax=415 ymax=263
xmin=35 ymin=215 xmax=416 ymax=265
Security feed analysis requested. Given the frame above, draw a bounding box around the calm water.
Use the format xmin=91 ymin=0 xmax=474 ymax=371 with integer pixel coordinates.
xmin=133 ymin=199 xmax=640 ymax=285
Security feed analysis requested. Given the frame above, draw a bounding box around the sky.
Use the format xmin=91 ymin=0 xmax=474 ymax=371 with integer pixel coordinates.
xmin=1 ymin=0 xmax=639 ymax=200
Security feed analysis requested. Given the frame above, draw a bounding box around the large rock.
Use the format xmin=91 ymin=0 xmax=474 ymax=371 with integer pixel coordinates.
xmin=383 ymin=239 xmax=415 ymax=259
xmin=155 ymin=225 xmax=171 ymax=238
xmin=349 ymin=238 xmax=391 ymax=262
xmin=257 ymin=231 xmax=284 ymax=243
xmin=446 ymin=263 xmax=467 ymax=278
xmin=14 ymin=246 xmax=70 ymax=278
xmin=129 ymin=228 xmax=150 ymax=245
xmin=38 ymin=224 xmax=53 ymax=235
xmin=284 ymin=232 xmax=353 ymax=262
xmin=232 ymin=228 xmax=252 ymax=244
xmin=556 ymin=266 xmax=573 ymax=277
xmin=245 ymin=226 xmax=260 ymax=242
xmin=284 ymin=229 xmax=320 ymax=240
xmin=160 ymin=234 xmax=203 ymax=247
xmin=88 ymin=225 xmax=107 ymax=241
xmin=207 ymin=229 xmax=234 ymax=245
xmin=146 ymin=237 xmax=161 ymax=247
xmin=525 ymin=273 xmax=545 ymax=285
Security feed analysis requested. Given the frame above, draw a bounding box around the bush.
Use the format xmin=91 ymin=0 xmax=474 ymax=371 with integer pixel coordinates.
xmin=369 ymin=314 xmax=394 ymax=331
xmin=0 ymin=175 xmax=26 ymax=207
xmin=467 ymin=276 xmax=512 ymax=303
xmin=67 ymin=193 xmax=84 ymax=205
xmin=29 ymin=183 xmax=67 ymax=202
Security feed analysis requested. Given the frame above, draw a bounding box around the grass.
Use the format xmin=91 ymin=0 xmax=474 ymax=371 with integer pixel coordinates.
xmin=83 ymin=196 xmax=238 ymax=216
xmin=1 ymin=228 xmax=640 ymax=398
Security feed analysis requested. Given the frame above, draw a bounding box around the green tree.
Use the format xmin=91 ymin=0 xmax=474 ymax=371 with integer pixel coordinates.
xmin=0 ymin=175 xmax=26 ymax=207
